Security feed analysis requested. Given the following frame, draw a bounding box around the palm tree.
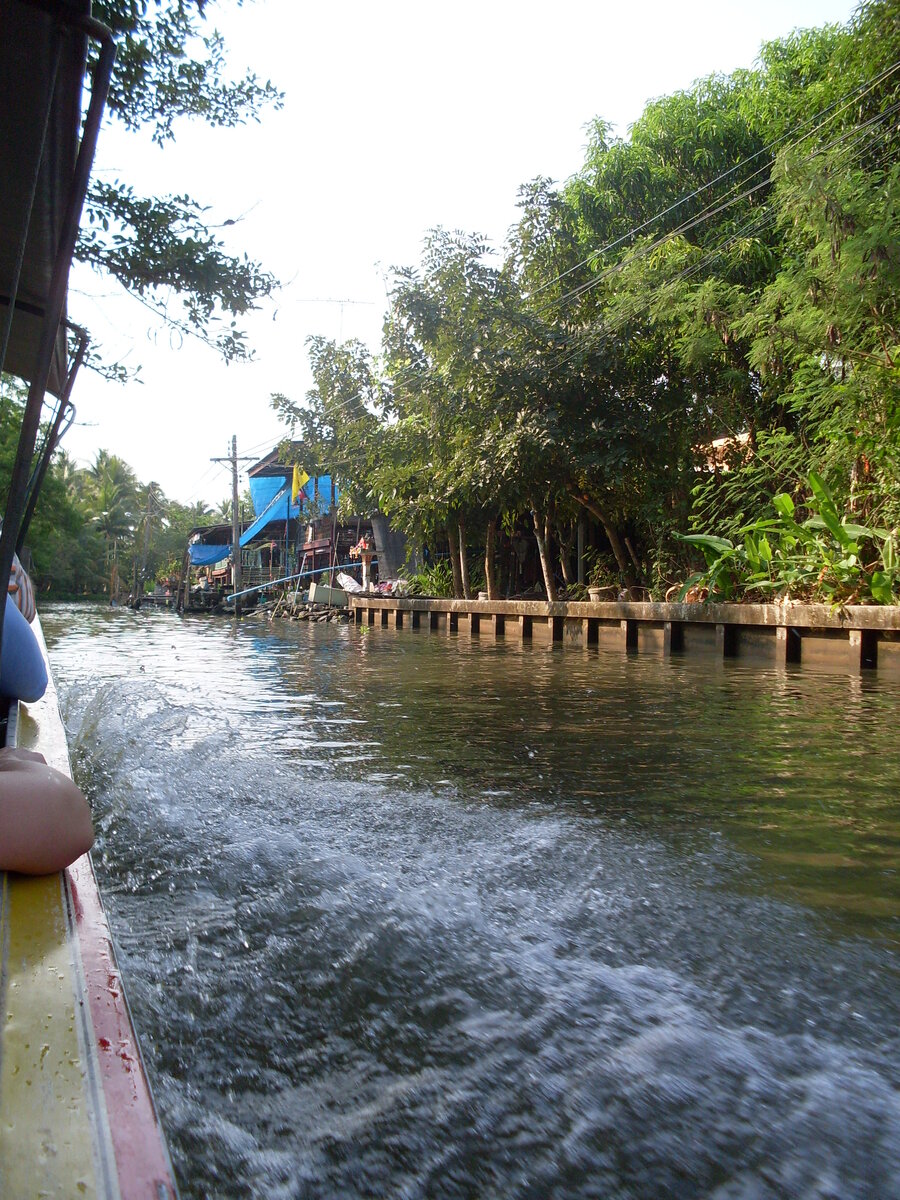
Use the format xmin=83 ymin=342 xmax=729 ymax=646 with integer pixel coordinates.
xmin=212 ymin=496 xmax=232 ymax=523
xmin=87 ymin=451 xmax=139 ymax=598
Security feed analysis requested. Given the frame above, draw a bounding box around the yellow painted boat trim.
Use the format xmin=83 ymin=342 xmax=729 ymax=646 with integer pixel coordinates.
xmin=0 ymin=872 xmax=107 ymax=1197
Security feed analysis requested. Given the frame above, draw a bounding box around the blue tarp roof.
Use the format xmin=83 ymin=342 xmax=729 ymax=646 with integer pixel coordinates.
xmin=189 ymin=472 xmax=341 ymax=567
xmin=239 ymin=484 xmax=290 ymax=547
xmin=189 ymin=543 xmax=230 ymax=566
xmin=248 ymin=474 xmax=300 ymax=521
xmin=189 ymin=485 xmax=294 ymax=562
xmin=248 ymin=472 xmax=339 ymax=520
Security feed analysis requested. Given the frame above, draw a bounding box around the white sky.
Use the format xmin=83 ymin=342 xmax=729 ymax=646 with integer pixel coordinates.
xmin=63 ymin=0 xmax=859 ymax=508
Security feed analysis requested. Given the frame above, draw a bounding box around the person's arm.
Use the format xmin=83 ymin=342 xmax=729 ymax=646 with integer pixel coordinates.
xmin=0 ymin=748 xmax=94 ymax=874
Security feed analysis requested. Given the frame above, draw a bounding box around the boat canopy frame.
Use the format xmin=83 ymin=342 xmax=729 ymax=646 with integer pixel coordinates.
xmin=0 ymin=0 xmax=115 ymax=658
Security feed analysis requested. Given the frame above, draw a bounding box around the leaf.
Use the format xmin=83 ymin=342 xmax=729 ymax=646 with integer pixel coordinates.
xmin=677 ymin=533 xmax=735 ymax=554
xmin=771 ymin=493 xmax=795 ymax=520
xmin=743 ymin=532 xmax=761 ymax=571
xmin=807 ymin=472 xmax=833 ymax=506
xmin=841 ymin=522 xmax=882 ymax=542
xmin=677 ymin=572 xmax=708 ymax=601
xmin=870 ymin=571 xmax=895 ymax=604
xmin=805 ymin=506 xmax=851 ymax=549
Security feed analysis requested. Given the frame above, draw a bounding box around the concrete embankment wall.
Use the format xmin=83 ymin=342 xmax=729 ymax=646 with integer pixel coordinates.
xmin=349 ymin=597 xmax=900 ymax=679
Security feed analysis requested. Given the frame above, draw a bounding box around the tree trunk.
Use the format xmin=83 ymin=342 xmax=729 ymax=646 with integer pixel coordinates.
xmin=557 ymin=522 xmax=575 ymax=587
xmin=849 ymin=457 xmax=860 ymax=515
xmin=484 ymin=517 xmax=498 ymax=599
xmin=624 ymin=536 xmax=642 ymax=580
xmin=532 ymin=509 xmax=558 ymax=601
xmin=575 ymin=495 xmax=636 ymax=594
xmin=458 ymin=514 xmax=471 ymax=599
xmin=498 ymin=529 xmax=511 ymax=597
xmin=176 ymin=549 xmax=190 ymax=613
xmin=447 ymin=521 xmax=464 ymax=598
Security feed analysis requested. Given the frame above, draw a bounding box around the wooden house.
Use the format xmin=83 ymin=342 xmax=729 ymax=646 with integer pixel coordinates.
xmin=181 ymin=446 xmax=386 ymax=609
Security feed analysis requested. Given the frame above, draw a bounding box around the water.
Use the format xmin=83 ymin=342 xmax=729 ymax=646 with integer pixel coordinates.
xmin=42 ymin=604 xmax=900 ymax=1199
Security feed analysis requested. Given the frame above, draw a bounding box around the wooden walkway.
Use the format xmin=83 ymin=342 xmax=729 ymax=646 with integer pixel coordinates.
xmin=349 ymin=597 xmax=900 ymax=678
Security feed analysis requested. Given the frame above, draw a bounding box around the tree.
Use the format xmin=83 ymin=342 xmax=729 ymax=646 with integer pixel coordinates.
xmin=272 ymin=336 xmax=384 ymax=521
xmin=77 ymin=1 xmax=282 ymax=369
xmin=84 ymin=451 xmax=139 ymax=595
xmin=266 ymin=0 xmax=900 ymax=603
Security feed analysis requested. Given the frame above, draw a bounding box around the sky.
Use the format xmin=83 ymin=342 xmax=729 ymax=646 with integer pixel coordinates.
xmin=63 ymin=0 xmax=860 ymax=509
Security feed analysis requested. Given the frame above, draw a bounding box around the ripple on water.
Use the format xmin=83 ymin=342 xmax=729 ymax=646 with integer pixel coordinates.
xmin=41 ymin=605 xmax=900 ymax=1199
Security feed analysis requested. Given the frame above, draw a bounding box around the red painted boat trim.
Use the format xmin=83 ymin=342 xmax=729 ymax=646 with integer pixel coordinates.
xmin=66 ymin=855 xmax=179 ymax=1200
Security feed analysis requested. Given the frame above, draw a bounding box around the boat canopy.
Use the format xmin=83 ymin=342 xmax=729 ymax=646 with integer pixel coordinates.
xmin=1 ymin=8 xmax=180 ymax=1195
xmin=0 ymin=0 xmax=88 ymax=397
xmin=0 ymin=0 xmax=116 ymax=658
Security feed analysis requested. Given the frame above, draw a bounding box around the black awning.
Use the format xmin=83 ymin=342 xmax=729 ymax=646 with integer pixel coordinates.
xmin=0 ymin=0 xmax=89 ymax=397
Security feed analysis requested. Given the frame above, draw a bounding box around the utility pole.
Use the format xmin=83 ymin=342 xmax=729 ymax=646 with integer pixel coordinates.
xmin=211 ymin=436 xmax=254 ymax=616
xmin=131 ymin=484 xmax=153 ymax=607
xmin=231 ymin=435 xmax=241 ymax=607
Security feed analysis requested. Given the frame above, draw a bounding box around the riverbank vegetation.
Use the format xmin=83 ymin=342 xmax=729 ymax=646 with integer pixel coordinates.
xmin=1 ymin=0 xmax=277 ymax=594
xmin=5 ymin=2 xmax=898 ymax=606
xmin=275 ymin=0 xmax=900 ymax=604
xmin=0 ymin=381 xmax=220 ymax=596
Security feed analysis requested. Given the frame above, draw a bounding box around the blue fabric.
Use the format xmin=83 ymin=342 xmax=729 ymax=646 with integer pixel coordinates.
xmin=249 ymin=474 xmax=300 ymax=520
xmin=239 ymin=484 xmax=290 ymax=547
xmin=190 ymin=473 xmax=344 ymax=568
xmin=189 ymin=543 xmax=231 ymax=566
xmin=247 ymin=472 xmax=339 ymax=520
xmin=310 ymin=474 xmax=339 ymax=506
xmin=1 ymin=594 xmax=47 ymax=701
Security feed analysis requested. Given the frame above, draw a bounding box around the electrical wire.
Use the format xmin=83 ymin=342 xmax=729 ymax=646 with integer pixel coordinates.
xmin=272 ymin=57 xmax=900 ymax=446
xmin=527 ymin=54 xmax=900 ymax=304
xmin=534 ymin=89 xmax=900 ymax=322
xmin=542 ymin=95 xmax=900 ymax=376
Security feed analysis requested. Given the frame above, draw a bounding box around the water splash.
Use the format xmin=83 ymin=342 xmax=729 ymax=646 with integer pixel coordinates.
xmin=42 ymin=606 xmax=900 ymax=1199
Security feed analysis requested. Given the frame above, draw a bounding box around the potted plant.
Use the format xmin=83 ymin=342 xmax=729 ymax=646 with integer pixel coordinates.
xmin=585 ymin=550 xmax=619 ymax=602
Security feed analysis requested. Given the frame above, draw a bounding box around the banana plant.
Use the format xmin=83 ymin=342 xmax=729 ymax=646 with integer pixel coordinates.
xmin=677 ymin=474 xmax=899 ymax=604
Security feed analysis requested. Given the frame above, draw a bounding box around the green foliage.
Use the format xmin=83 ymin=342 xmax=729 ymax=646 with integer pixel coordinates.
xmin=689 ymin=429 xmax=808 ymax=541
xmin=0 ymin=387 xmax=217 ymax=596
xmin=405 ymin=559 xmax=455 ymax=598
xmin=272 ymin=337 xmax=383 ymax=519
xmin=581 ymin=547 xmax=620 ymax=589
xmin=92 ymin=1 xmax=282 ymax=145
xmin=269 ymin=0 xmax=900 ymax=605
xmin=678 ymin=473 xmax=899 ymax=604
xmin=79 ymin=184 xmax=276 ymax=363
xmin=78 ymin=1 xmax=283 ymax=368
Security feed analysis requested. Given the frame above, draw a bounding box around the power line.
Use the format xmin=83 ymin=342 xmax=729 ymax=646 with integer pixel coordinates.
xmin=527 ymin=55 xmax=900 ymax=306
xmin=550 ymin=96 xmax=900 ymax=364
xmin=272 ymin=57 xmax=900 ymax=443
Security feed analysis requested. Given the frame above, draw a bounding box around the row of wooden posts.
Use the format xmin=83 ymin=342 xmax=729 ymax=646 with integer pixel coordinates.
xmin=348 ymin=597 xmax=900 ymax=678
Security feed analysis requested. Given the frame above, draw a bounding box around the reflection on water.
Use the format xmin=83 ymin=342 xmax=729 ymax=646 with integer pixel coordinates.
xmin=43 ymin=605 xmax=900 ymax=1199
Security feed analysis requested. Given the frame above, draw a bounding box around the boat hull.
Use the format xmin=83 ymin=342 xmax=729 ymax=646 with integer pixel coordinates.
xmin=0 ymin=618 xmax=178 ymax=1199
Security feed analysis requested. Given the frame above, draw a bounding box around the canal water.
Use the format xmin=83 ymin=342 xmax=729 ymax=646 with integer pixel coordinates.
xmin=42 ymin=604 xmax=900 ymax=1200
